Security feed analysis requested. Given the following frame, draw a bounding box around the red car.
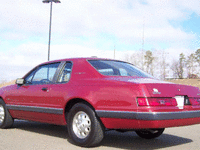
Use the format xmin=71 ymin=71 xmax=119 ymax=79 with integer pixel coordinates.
xmin=0 ymin=58 xmax=200 ymax=147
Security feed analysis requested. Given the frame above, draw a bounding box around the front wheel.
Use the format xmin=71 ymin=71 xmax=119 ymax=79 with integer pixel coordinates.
xmin=0 ymin=99 xmax=14 ymax=129
xmin=67 ymin=103 xmax=104 ymax=147
xmin=135 ymin=128 xmax=165 ymax=139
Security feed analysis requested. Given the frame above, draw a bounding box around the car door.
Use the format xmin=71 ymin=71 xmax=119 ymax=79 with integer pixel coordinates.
xmin=6 ymin=62 xmax=63 ymax=123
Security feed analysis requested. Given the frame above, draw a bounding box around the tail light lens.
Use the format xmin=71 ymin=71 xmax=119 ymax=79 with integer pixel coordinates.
xmin=190 ymin=98 xmax=200 ymax=105
xmin=137 ymin=98 xmax=148 ymax=106
xmin=137 ymin=97 xmax=177 ymax=106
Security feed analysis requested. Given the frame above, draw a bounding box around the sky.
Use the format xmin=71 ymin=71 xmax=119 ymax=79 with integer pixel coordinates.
xmin=0 ymin=0 xmax=200 ymax=81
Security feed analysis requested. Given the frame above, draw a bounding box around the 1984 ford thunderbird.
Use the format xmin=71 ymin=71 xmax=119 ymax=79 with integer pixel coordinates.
xmin=0 ymin=58 xmax=200 ymax=147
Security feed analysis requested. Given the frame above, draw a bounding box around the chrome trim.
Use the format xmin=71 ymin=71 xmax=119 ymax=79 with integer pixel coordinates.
xmin=6 ymin=104 xmax=63 ymax=115
xmin=72 ymin=111 xmax=91 ymax=139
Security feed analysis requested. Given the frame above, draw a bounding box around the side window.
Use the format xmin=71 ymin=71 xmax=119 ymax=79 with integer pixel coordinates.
xmin=119 ymin=68 xmax=128 ymax=76
xmin=58 ymin=62 xmax=72 ymax=83
xmin=99 ymin=69 xmax=114 ymax=75
xmin=25 ymin=63 xmax=60 ymax=84
xmin=25 ymin=70 xmax=36 ymax=84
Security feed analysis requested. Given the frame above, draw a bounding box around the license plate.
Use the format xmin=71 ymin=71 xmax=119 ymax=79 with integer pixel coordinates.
xmin=174 ymin=96 xmax=184 ymax=109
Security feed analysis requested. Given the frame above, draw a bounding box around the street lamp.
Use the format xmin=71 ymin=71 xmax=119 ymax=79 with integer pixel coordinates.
xmin=43 ymin=0 xmax=61 ymax=61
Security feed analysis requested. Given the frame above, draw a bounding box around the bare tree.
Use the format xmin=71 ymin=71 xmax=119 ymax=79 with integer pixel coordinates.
xmin=178 ymin=53 xmax=186 ymax=78
xmin=195 ymin=49 xmax=200 ymax=77
xmin=144 ymin=50 xmax=154 ymax=75
xmin=195 ymin=49 xmax=200 ymax=66
xmin=124 ymin=50 xmax=200 ymax=79
xmin=187 ymin=53 xmax=196 ymax=78
xmin=171 ymin=59 xmax=179 ymax=78
xmin=124 ymin=53 xmax=131 ymax=63
xmin=124 ymin=51 xmax=144 ymax=70
xmin=170 ymin=53 xmax=186 ymax=79
xmin=158 ymin=50 xmax=169 ymax=80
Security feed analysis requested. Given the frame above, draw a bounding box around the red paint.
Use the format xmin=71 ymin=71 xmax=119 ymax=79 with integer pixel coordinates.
xmin=100 ymin=117 xmax=200 ymax=129
xmin=0 ymin=58 xmax=200 ymax=130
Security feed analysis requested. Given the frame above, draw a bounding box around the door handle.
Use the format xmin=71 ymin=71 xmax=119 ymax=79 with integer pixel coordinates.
xmin=42 ymin=87 xmax=49 ymax=92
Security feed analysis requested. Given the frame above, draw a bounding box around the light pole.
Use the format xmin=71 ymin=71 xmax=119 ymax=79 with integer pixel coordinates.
xmin=43 ymin=0 xmax=61 ymax=61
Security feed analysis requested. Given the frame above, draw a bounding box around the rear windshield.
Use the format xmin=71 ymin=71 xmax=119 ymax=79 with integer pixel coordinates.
xmin=88 ymin=60 xmax=153 ymax=78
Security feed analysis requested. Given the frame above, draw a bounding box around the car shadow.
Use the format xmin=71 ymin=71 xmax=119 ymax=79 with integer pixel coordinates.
xmin=13 ymin=120 xmax=192 ymax=149
xmin=13 ymin=120 xmax=68 ymax=139
xmin=102 ymin=130 xmax=192 ymax=149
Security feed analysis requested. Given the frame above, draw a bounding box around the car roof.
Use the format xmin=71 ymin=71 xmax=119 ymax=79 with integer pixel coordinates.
xmin=40 ymin=57 xmax=117 ymax=65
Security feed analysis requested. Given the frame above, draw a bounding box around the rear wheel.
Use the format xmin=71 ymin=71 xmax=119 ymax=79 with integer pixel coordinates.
xmin=135 ymin=128 xmax=165 ymax=139
xmin=0 ymin=99 xmax=14 ymax=129
xmin=67 ymin=103 xmax=104 ymax=147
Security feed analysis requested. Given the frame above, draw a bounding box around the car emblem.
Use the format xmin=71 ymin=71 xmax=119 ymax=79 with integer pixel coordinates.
xmin=159 ymin=100 xmax=165 ymax=105
xmin=153 ymin=88 xmax=161 ymax=94
xmin=178 ymin=89 xmax=181 ymax=91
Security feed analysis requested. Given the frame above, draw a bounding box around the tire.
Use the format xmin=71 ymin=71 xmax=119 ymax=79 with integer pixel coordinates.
xmin=0 ymin=99 xmax=14 ymax=129
xmin=67 ymin=103 xmax=104 ymax=147
xmin=135 ymin=128 xmax=165 ymax=139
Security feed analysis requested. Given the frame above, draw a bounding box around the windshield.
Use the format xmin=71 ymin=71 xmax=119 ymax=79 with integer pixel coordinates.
xmin=88 ymin=60 xmax=153 ymax=78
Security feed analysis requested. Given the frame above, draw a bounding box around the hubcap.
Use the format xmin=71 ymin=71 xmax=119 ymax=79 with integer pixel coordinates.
xmin=0 ymin=105 xmax=5 ymax=125
xmin=72 ymin=111 xmax=91 ymax=139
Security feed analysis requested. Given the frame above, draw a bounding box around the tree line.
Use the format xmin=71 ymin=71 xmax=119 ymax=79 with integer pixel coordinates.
xmin=124 ymin=49 xmax=200 ymax=79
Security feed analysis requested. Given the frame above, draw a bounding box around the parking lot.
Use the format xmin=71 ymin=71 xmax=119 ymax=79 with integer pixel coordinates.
xmin=0 ymin=120 xmax=199 ymax=150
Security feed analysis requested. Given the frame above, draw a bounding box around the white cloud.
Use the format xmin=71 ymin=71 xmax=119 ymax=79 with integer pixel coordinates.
xmin=166 ymin=47 xmax=195 ymax=60
xmin=0 ymin=0 xmax=198 ymax=41
xmin=0 ymin=42 xmax=125 ymax=81
xmin=0 ymin=0 xmax=200 ymax=81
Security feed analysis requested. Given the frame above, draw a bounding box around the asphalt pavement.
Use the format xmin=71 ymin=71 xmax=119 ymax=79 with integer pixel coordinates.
xmin=0 ymin=120 xmax=199 ymax=150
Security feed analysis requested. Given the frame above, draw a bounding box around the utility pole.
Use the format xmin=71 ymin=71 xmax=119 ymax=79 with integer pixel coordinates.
xmin=43 ymin=0 xmax=61 ymax=61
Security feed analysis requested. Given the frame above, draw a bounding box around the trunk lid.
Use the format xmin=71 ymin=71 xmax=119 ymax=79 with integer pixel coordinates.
xmin=128 ymin=78 xmax=200 ymax=98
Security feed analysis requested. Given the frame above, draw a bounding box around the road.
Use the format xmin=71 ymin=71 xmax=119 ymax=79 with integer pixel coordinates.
xmin=0 ymin=120 xmax=199 ymax=150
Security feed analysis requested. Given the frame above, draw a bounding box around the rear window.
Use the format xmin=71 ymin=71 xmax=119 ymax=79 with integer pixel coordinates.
xmin=88 ymin=60 xmax=153 ymax=78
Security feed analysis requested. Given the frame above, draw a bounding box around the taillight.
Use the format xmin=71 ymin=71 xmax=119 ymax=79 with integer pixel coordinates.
xmin=137 ymin=97 xmax=148 ymax=106
xmin=190 ymin=98 xmax=200 ymax=105
xmin=137 ymin=97 xmax=177 ymax=106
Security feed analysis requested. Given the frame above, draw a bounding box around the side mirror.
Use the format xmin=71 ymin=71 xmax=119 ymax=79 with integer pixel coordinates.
xmin=16 ymin=78 xmax=25 ymax=85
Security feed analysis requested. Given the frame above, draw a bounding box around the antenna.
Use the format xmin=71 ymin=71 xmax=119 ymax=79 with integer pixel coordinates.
xmin=142 ymin=17 xmax=145 ymax=70
xmin=114 ymin=44 xmax=115 ymax=59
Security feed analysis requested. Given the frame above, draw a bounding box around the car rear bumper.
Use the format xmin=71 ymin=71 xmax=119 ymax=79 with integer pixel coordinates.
xmin=96 ymin=110 xmax=200 ymax=129
xmin=96 ymin=110 xmax=200 ymax=120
